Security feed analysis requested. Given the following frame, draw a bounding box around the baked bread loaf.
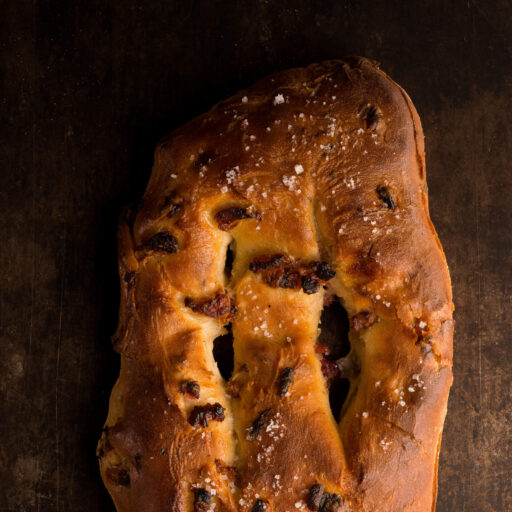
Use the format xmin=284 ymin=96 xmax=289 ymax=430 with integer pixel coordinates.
xmin=97 ymin=57 xmax=453 ymax=512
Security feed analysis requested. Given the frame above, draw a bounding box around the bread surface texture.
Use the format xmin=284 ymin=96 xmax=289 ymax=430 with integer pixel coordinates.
xmin=97 ymin=57 xmax=453 ymax=512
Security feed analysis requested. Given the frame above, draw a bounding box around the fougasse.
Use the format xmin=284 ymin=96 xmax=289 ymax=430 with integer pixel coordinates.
xmin=97 ymin=57 xmax=454 ymax=512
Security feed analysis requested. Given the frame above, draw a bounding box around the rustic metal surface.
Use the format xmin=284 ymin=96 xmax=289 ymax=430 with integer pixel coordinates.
xmin=1 ymin=1 xmax=511 ymax=510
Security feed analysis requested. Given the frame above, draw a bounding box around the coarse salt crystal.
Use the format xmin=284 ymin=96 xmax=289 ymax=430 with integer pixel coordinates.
xmin=273 ymin=94 xmax=285 ymax=105
xmin=294 ymin=164 xmax=304 ymax=174
xmin=282 ymin=174 xmax=298 ymax=191
xmin=242 ymin=96 xmax=248 ymax=103
xmin=419 ymin=321 xmax=427 ymax=329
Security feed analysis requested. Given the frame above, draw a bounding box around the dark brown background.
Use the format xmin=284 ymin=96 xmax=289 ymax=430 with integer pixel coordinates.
xmin=1 ymin=1 xmax=511 ymax=511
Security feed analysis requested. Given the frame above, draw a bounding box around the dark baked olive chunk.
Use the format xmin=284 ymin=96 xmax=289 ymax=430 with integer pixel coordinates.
xmin=252 ymin=499 xmax=268 ymax=512
xmin=144 ymin=231 xmax=179 ymax=253
xmin=188 ymin=403 xmax=225 ymax=427
xmin=246 ymin=409 xmax=271 ymax=441
xmin=376 ymin=185 xmax=396 ymax=210
xmin=278 ymin=367 xmax=295 ymax=396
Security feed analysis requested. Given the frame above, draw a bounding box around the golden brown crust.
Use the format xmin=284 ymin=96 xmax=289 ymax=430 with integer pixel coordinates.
xmin=98 ymin=57 xmax=453 ymax=512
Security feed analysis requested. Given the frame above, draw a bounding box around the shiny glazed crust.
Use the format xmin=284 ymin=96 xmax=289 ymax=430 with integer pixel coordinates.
xmin=97 ymin=57 xmax=453 ymax=512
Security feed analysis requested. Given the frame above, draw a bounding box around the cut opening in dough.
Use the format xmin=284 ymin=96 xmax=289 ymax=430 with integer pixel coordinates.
xmin=224 ymin=242 xmax=235 ymax=280
xmin=318 ymin=298 xmax=350 ymax=359
xmin=317 ymin=297 xmax=352 ymax=421
xmin=213 ymin=327 xmax=235 ymax=381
